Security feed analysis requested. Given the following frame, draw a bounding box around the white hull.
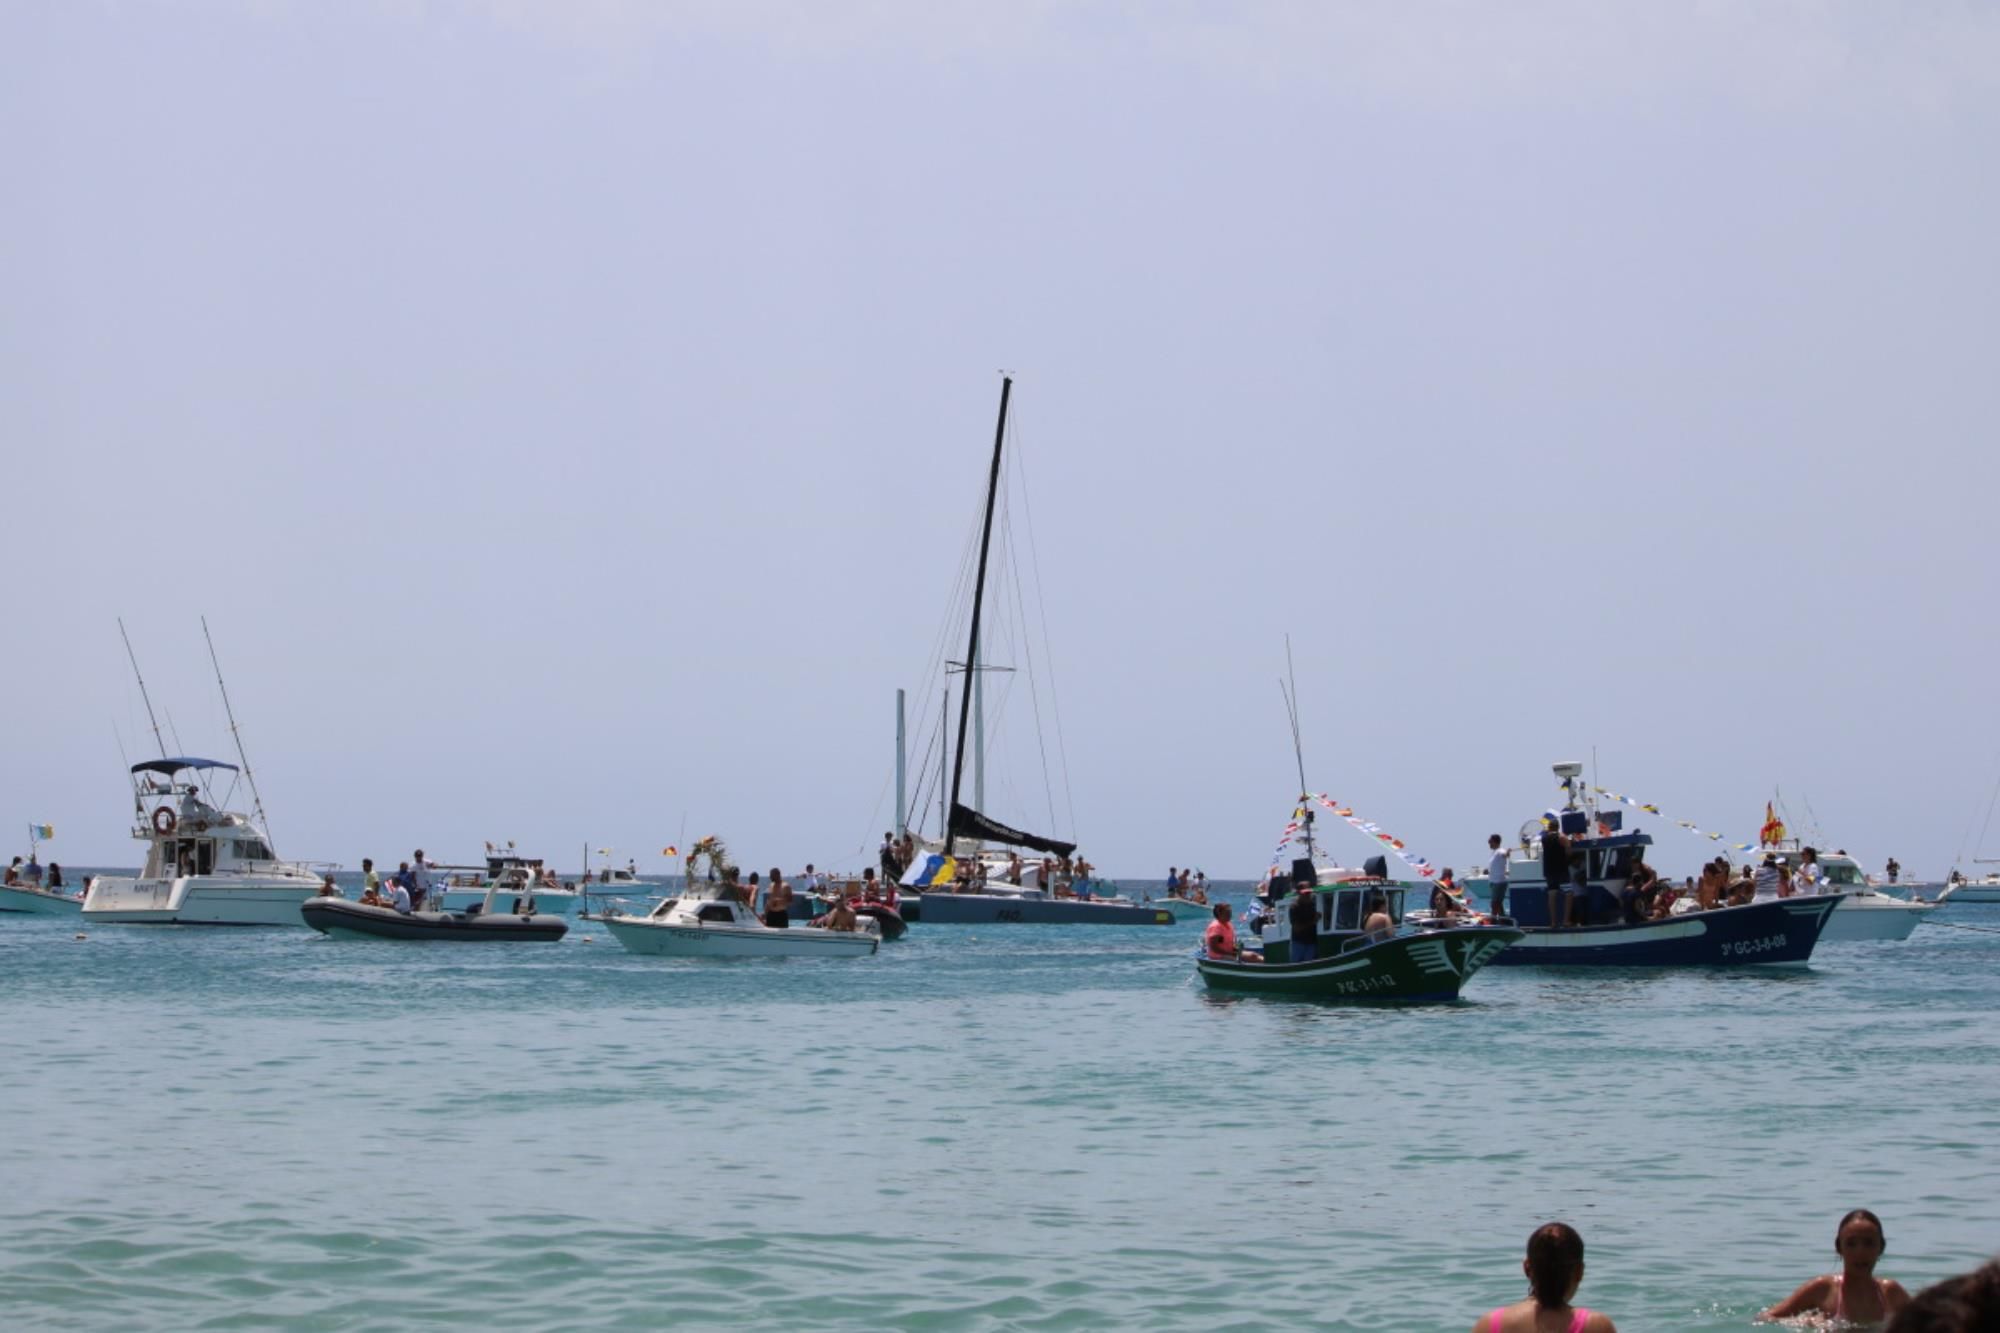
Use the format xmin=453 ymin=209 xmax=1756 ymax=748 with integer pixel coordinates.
xmin=1939 ymin=883 xmax=2000 ymax=903
xmin=0 ymin=884 xmax=85 ymax=915
xmin=436 ymin=886 xmax=580 ymax=918
xmin=1146 ymin=896 xmax=1212 ymax=921
xmin=1817 ymin=894 xmax=1936 ymax=942
xmin=82 ymin=874 xmax=324 ymax=926
xmin=602 ymin=915 xmax=877 ymax=958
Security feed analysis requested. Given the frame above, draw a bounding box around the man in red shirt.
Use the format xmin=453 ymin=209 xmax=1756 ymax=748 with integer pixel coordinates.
xmin=1204 ymin=902 xmax=1262 ymax=962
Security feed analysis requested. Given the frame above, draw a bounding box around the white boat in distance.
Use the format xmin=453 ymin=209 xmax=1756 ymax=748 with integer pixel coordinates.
xmin=1784 ymin=848 xmax=1937 ymax=941
xmin=1938 ymin=872 xmax=2000 ymax=904
xmin=601 ymin=883 xmax=878 ymax=959
xmin=84 ymin=757 xmax=330 ymax=926
xmin=0 ymin=881 xmax=85 ymax=914
xmin=432 ymin=852 xmax=581 ymax=918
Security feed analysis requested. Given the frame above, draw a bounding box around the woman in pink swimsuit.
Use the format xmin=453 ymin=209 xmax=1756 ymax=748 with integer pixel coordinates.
xmin=1472 ymin=1222 xmax=1618 ymax=1333
xmin=1762 ymin=1209 xmax=1911 ymax=1325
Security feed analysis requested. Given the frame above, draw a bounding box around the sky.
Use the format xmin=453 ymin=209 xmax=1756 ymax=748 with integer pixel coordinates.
xmin=6 ymin=1 xmax=1999 ymax=880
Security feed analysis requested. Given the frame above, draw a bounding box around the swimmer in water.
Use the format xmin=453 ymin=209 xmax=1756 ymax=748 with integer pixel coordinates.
xmin=1761 ymin=1209 xmax=1911 ymax=1326
xmin=1473 ymin=1221 xmax=1617 ymax=1333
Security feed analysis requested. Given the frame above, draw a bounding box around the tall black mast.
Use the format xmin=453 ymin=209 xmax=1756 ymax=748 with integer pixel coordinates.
xmin=947 ymin=375 xmax=1011 ymax=830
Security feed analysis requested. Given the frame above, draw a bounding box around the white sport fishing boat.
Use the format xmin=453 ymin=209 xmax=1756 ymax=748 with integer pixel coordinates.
xmin=602 ymin=877 xmax=878 ymax=960
xmin=83 ymin=757 xmax=330 ymax=925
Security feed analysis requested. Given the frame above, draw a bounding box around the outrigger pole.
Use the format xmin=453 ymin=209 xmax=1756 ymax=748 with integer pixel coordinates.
xmin=202 ymin=616 xmax=270 ymax=842
xmin=118 ymin=617 xmax=168 ymax=759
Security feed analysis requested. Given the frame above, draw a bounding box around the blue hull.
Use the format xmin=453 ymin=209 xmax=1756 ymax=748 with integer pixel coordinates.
xmin=913 ymin=892 xmax=1173 ymax=925
xmin=1487 ymin=897 xmax=1838 ymax=967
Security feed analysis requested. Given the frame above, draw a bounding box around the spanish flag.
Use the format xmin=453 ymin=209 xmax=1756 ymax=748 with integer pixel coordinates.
xmin=1759 ymin=803 xmax=1786 ymax=846
xmin=661 ymin=846 xmax=679 ymax=857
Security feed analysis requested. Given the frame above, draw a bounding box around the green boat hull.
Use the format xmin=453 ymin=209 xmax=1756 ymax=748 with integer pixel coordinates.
xmin=1196 ymin=926 xmax=1522 ymax=1002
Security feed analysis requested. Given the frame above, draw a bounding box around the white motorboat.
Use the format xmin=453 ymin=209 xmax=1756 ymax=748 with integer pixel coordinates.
xmin=431 ymin=852 xmax=581 ymax=918
xmin=1938 ymin=873 xmax=2000 ymax=904
xmin=1768 ymin=847 xmax=1936 ymax=941
xmin=83 ymin=757 xmax=332 ymax=926
xmin=601 ymin=880 xmax=878 ymax=959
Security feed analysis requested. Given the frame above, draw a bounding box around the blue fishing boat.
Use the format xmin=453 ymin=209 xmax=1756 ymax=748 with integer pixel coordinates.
xmin=1483 ymin=762 xmax=1840 ymax=967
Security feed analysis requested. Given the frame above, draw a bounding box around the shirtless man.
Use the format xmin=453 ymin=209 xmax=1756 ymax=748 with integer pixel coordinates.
xmin=763 ymin=867 xmax=793 ymax=929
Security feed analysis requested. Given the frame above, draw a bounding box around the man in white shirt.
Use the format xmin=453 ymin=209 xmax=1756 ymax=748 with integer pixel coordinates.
xmin=1486 ymin=833 xmax=1510 ymax=919
xmin=385 ymin=878 xmax=412 ymax=913
xmin=408 ymin=849 xmax=434 ymax=910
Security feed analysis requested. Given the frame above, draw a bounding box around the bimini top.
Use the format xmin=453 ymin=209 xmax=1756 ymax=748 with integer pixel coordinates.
xmin=130 ymin=757 xmax=241 ymax=776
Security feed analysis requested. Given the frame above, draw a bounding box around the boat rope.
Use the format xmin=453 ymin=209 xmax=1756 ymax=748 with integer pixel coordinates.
xmin=1955 ymin=747 xmax=2000 ymax=868
xmin=1923 ymin=919 xmax=2000 ymax=936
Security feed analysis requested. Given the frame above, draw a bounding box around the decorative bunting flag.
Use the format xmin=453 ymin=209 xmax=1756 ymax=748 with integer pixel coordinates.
xmin=1587 ymin=787 xmax=1761 ymax=852
xmin=1268 ymin=794 xmax=1438 ymax=880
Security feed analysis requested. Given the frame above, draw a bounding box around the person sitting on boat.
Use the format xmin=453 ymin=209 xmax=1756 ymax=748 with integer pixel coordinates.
xmin=383 ymin=877 xmax=412 ymax=913
xmin=317 ymin=875 xmax=338 ymax=897
xmin=822 ymin=897 xmax=859 ymax=932
xmin=1204 ymin=902 xmax=1261 ymax=962
xmin=1363 ymin=893 xmax=1396 ymax=942
xmin=1618 ymin=859 xmax=1660 ymax=924
xmin=1288 ymin=885 xmax=1320 ymax=963
xmin=46 ymin=862 xmax=63 ymax=890
xmin=1761 ymin=1209 xmax=1911 ymax=1326
xmin=861 ymin=874 xmax=882 ymax=904
xmin=1728 ymin=864 xmax=1757 ymax=907
xmin=4 ymin=856 xmax=20 ymax=886
xmin=764 ymin=867 xmax=793 ymax=929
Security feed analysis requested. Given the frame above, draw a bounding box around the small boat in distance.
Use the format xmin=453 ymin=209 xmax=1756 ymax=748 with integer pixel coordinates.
xmin=432 ymin=850 xmax=581 ymax=918
xmin=1 ymin=822 xmax=83 ymax=914
xmin=1938 ymin=871 xmax=2000 ymax=903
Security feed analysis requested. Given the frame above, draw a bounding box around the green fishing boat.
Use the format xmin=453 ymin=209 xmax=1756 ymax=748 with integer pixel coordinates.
xmin=1197 ymin=862 xmax=1520 ymax=1003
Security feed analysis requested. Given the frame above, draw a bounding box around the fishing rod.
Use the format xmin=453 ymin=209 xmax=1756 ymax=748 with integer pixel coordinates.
xmin=203 ymin=617 xmax=270 ymax=843
xmin=118 ymin=618 xmax=168 ymax=759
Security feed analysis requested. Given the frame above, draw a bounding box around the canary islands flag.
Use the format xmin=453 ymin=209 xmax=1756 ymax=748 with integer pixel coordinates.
xmin=30 ymin=823 xmax=53 ymax=840
xmin=900 ymin=852 xmax=957 ymax=888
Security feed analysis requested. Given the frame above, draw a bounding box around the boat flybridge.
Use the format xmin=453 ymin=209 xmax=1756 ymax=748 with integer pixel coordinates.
xmin=82 ymin=757 xmax=330 ymax=926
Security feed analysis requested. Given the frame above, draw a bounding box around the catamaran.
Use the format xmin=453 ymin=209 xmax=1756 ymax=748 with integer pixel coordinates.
xmin=889 ymin=377 xmax=1168 ymax=927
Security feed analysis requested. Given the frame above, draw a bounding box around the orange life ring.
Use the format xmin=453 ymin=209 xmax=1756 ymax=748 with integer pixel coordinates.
xmin=152 ymin=807 xmax=177 ymax=835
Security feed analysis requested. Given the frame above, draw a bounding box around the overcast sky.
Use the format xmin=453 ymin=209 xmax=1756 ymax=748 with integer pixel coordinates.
xmin=7 ymin=2 xmax=1998 ymax=879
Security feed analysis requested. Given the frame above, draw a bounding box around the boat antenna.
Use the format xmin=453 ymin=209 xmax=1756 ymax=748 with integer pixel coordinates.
xmin=118 ymin=617 xmax=168 ymax=759
xmin=1280 ymin=634 xmax=1315 ymax=860
xmin=202 ymin=616 xmax=270 ymax=840
xmin=947 ymin=373 xmax=1011 ymax=843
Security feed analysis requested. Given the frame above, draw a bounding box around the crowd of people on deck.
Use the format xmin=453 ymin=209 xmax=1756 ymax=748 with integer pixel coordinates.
xmin=708 ymin=861 xmax=890 ymax=931
xmin=1458 ymin=1210 xmax=1998 ymax=1332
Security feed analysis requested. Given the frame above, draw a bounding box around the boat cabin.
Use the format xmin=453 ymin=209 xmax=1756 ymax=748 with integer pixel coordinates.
xmin=1504 ymin=808 xmax=1655 ymax=926
xmin=1254 ymin=858 xmax=1408 ymax=962
xmin=128 ymin=756 xmax=284 ymax=879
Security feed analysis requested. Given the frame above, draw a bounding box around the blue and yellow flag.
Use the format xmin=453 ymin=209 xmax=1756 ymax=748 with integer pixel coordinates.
xmin=900 ymin=853 xmax=957 ymax=888
xmin=29 ymin=823 xmax=53 ymax=841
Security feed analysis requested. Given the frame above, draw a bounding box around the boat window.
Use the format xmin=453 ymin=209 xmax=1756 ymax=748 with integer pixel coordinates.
xmin=1319 ymin=892 xmax=1334 ymax=931
xmin=1824 ymin=862 xmax=1863 ymax=885
xmin=1333 ymin=891 xmax=1360 ymax=931
xmin=1386 ymin=889 xmax=1405 ymax=923
xmin=696 ymin=904 xmax=735 ymax=923
xmin=195 ymin=840 xmax=216 ymax=875
xmin=234 ymin=839 xmax=271 ymax=861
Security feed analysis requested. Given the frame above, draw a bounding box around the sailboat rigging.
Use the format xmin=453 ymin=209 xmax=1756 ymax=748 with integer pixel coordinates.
xmin=944 ymin=376 xmax=1075 ymax=860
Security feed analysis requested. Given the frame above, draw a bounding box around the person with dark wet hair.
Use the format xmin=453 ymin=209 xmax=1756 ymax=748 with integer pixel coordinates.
xmin=1886 ymin=1258 xmax=2000 ymax=1333
xmin=1763 ymin=1208 xmax=1911 ymax=1324
xmin=1472 ymin=1222 xmax=1616 ymax=1333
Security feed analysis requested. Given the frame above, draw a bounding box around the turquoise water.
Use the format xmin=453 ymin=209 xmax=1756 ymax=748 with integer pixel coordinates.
xmin=3 ymin=886 xmax=1997 ymax=1330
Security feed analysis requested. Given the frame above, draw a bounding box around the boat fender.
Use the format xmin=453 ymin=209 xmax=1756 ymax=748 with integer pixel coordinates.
xmin=152 ymin=807 xmax=177 ymax=835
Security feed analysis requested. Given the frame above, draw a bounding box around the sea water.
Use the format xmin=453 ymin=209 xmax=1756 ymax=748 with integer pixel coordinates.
xmin=2 ymin=884 xmax=1996 ymax=1330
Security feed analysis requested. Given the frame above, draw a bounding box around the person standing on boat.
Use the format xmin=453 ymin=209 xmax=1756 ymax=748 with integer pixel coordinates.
xmin=764 ymin=867 xmax=792 ymax=929
xmin=1540 ymin=815 xmax=1572 ymax=928
xmin=1886 ymin=856 xmax=1901 ymax=884
xmin=1287 ymin=885 xmax=1319 ymax=963
xmin=879 ymin=833 xmax=896 ymax=883
xmin=1486 ymin=835 xmax=1510 ymax=920
xmin=408 ymin=850 xmax=433 ymax=911
xmin=1754 ymin=854 xmax=1783 ymax=901
xmin=1794 ymin=846 xmax=1824 ymax=895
